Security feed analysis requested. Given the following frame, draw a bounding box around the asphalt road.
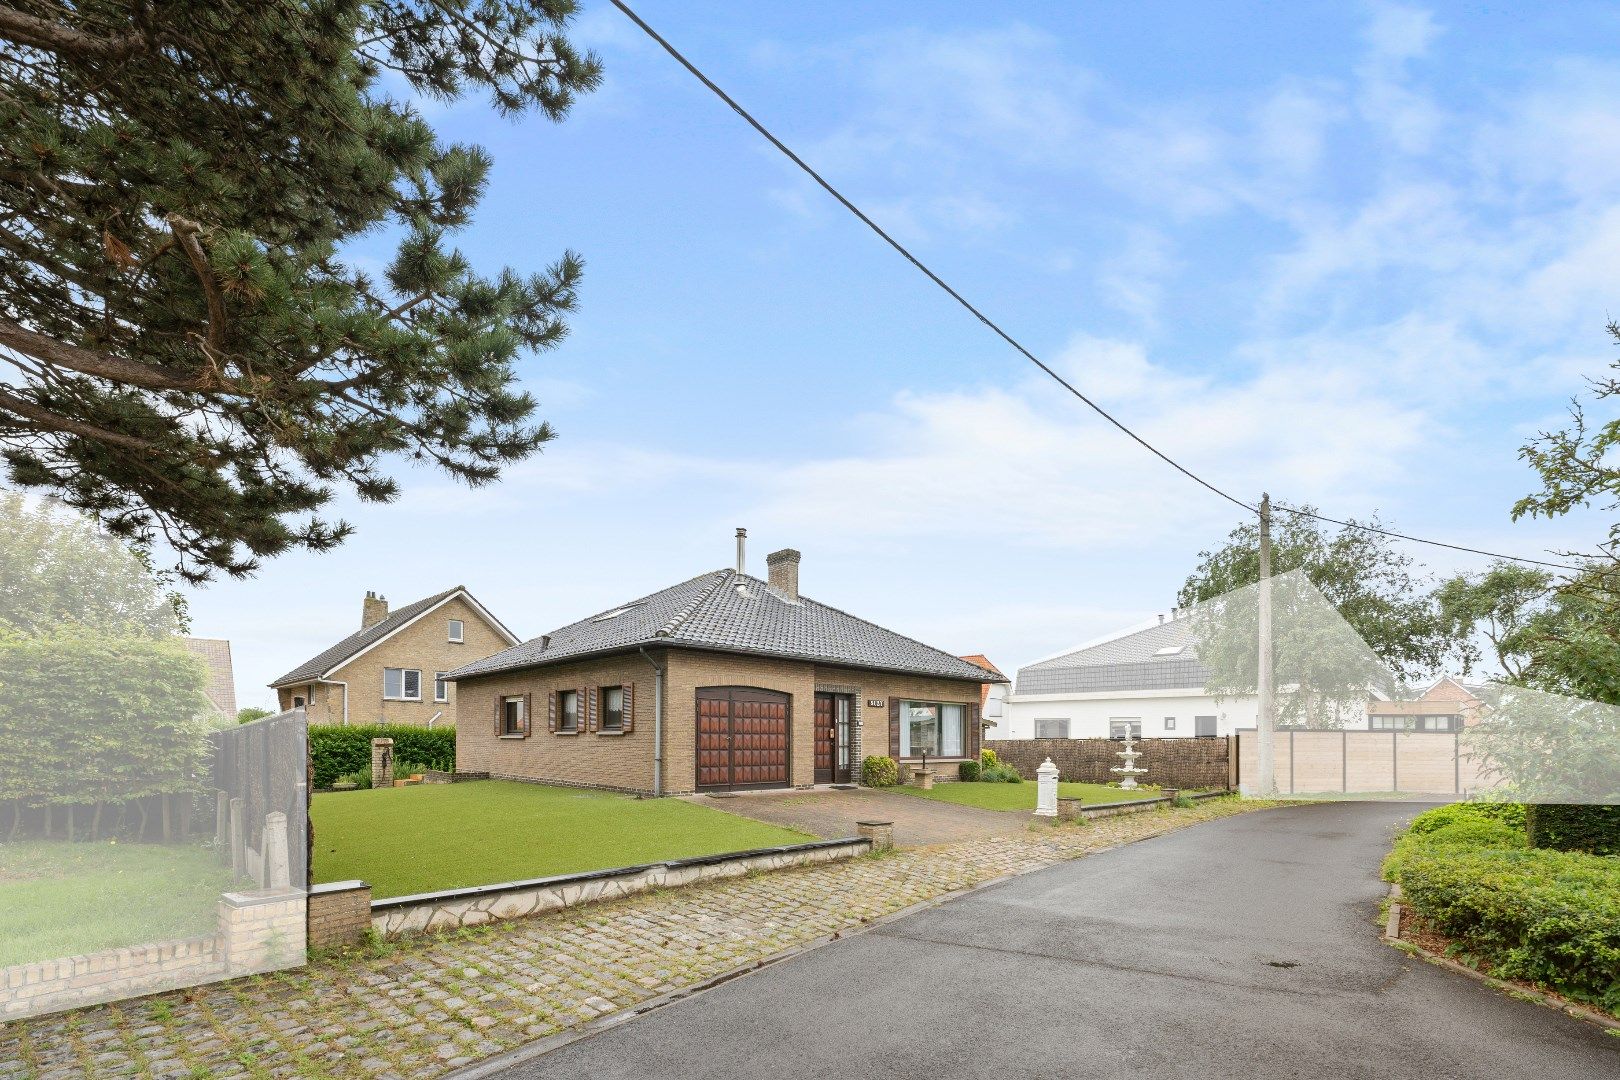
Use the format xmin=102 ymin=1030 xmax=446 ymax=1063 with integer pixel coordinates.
xmin=484 ymin=802 xmax=1620 ymax=1079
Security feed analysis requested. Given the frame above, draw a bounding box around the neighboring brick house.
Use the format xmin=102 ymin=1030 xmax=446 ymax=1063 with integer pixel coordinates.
xmin=451 ymin=545 xmax=1006 ymax=795
xmin=182 ymin=636 xmax=237 ymax=720
xmin=1365 ymin=676 xmax=1487 ymax=732
xmin=271 ymin=587 xmax=519 ymax=726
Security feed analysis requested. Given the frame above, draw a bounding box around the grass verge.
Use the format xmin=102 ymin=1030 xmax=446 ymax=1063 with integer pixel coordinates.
xmin=312 ymin=780 xmax=815 ymax=898
xmin=886 ymin=779 xmax=1159 ymax=812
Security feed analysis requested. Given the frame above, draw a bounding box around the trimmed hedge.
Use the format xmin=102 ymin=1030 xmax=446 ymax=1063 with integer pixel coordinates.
xmin=861 ymin=755 xmax=898 ymax=788
xmin=310 ymin=725 xmax=456 ymax=788
xmin=1526 ymin=804 xmax=1620 ymax=856
xmin=1385 ymin=802 xmax=1620 ymax=1013
xmin=958 ymin=761 xmax=980 ymax=782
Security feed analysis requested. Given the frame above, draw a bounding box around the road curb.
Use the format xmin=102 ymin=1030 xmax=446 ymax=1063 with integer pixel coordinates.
xmin=1382 ymin=883 xmax=1620 ymax=1035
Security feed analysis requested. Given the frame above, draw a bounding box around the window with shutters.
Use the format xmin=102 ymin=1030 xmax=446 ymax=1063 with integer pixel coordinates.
xmin=501 ymin=696 xmax=525 ymax=736
xmin=384 ymin=668 xmax=422 ymax=701
xmin=897 ymin=700 xmax=966 ymax=758
xmin=600 ymin=686 xmax=625 ymax=732
xmin=557 ymin=689 xmax=579 ymax=732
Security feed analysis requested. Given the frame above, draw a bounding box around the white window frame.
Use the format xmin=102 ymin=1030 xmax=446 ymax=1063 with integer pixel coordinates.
xmin=448 ymin=619 xmax=465 ymax=643
xmin=434 ymin=672 xmax=450 ymax=703
xmin=384 ymin=667 xmax=422 ymax=701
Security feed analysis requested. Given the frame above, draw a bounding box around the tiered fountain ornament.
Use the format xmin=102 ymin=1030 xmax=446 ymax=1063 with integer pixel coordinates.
xmin=1110 ymin=729 xmax=1148 ymax=791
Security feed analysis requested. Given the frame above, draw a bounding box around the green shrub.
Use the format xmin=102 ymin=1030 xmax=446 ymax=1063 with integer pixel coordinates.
xmin=308 ymin=725 xmax=456 ymax=787
xmin=1385 ymin=803 xmax=1620 ymax=1013
xmin=980 ymin=748 xmax=998 ymax=769
xmin=861 ymin=755 xmax=898 ymax=788
xmin=1407 ymin=801 xmax=1526 ymax=835
xmin=354 ymin=765 xmax=372 ymax=790
xmin=1526 ymin=804 xmax=1620 ymax=856
xmin=957 ymin=761 xmax=980 ymax=782
xmin=1172 ymin=793 xmax=1196 ymax=809
xmin=981 ymin=764 xmax=1022 ymax=784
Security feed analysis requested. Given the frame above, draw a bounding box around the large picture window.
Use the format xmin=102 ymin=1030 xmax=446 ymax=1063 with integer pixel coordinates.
xmin=899 ymin=700 xmax=964 ymax=757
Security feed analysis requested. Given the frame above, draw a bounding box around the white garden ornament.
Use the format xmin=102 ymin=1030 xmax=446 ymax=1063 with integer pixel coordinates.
xmin=1034 ymin=757 xmax=1060 ymax=817
xmin=1111 ymin=730 xmax=1148 ymax=790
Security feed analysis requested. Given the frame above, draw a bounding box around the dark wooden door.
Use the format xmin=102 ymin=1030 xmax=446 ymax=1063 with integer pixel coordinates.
xmin=696 ymin=687 xmax=790 ymax=790
xmin=814 ymin=693 xmax=836 ymax=783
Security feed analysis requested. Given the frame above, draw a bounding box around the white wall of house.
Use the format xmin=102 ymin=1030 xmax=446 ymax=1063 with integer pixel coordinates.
xmin=998 ymin=688 xmax=1258 ymax=740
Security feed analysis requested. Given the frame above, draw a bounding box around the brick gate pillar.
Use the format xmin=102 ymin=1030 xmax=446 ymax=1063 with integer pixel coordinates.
xmin=371 ymin=738 xmax=394 ymax=788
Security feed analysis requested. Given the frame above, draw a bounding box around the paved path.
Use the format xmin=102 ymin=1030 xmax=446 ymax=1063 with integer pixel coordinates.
xmin=0 ymin=799 xmax=1263 ymax=1079
xmin=490 ymin=802 xmax=1620 ymax=1080
xmin=686 ymin=787 xmax=1023 ymax=845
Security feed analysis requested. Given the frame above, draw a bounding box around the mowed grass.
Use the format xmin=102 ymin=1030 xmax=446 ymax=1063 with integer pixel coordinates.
xmin=890 ymin=780 xmax=1160 ymax=812
xmin=312 ymin=780 xmax=815 ymax=899
xmin=0 ymin=841 xmax=235 ymax=967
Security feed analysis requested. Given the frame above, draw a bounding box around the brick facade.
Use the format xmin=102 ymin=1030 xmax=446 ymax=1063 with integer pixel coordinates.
xmin=276 ymin=595 xmax=512 ymax=727
xmin=985 ymin=736 xmax=1232 ymax=790
xmin=456 ymin=649 xmax=987 ymax=795
xmin=307 ymin=881 xmax=373 ymax=950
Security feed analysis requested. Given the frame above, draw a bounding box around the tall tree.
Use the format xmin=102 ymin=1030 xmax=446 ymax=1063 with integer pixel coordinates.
xmin=0 ymin=1 xmax=601 ymax=581
xmin=1178 ymin=507 xmax=1452 ymax=683
xmin=1433 ymin=562 xmax=1554 ymax=681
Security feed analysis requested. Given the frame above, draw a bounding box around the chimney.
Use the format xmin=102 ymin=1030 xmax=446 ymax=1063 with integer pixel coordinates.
xmin=362 ymin=591 xmax=389 ymax=628
xmin=1158 ymin=613 xmax=1165 ymax=624
xmin=766 ymin=548 xmax=801 ymax=600
xmin=735 ymin=527 xmax=747 ymax=574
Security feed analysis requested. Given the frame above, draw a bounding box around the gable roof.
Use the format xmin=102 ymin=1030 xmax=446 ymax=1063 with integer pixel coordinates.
xmin=270 ymin=586 xmax=518 ymax=688
xmin=450 ymin=570 xmax=1006 ymax=684
xmin=1014 ymin=618 xmax=1207 ymax=695
xmin=183 ymin=637 xmax=237 ymax=717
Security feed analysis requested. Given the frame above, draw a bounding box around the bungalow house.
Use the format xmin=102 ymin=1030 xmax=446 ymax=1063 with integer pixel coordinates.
xmin=450 ymin=543 xmax=1006 ymax=795
xmin=1000 ymin=614 xmax=1255 ymax=740
xmin=271 ymin=586 xmax=519 ymax=726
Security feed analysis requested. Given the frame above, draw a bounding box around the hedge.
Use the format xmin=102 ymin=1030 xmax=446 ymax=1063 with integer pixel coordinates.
xmin=310 ymin=726 xmax=456 ymax=787
xmin=1525 ymin=804 xmax=1620 ymax=856
xmin=1384 ymin=803 xmax=1620 ymax=1013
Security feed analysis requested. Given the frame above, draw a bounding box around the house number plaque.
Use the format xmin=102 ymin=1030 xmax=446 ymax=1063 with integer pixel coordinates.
xmin=867 ymin=699 xmax=884 ymax=708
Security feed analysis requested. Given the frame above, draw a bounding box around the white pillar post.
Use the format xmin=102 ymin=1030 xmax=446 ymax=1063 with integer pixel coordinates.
xmin=1034 ymin=757 xmax=1060 ymax=818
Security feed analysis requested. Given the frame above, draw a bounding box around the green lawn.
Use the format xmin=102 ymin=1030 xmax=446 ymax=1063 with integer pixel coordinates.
xmin=312 ymin=781 xmax=815 ymax=899
xmin=0 ymin=841 xmax=235 ymax=967
xmin=890 ymin=780 xmax=1161 ymax=812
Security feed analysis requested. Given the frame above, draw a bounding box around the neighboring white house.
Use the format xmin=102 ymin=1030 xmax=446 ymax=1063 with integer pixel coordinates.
xmin=999 ymin=615 xmax=1256 ymax=740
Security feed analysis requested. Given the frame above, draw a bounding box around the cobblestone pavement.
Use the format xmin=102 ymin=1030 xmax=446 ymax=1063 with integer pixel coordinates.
xmin=685 ymin=786 xmax=1025 ymax=845
xmin=1 ymin=798 xmax=1273 ymax=1080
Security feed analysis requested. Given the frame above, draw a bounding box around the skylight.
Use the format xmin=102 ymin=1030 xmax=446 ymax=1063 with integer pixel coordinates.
xmin=1153 ymin=645 xmax=1187 ymax=657
xmin=593 ymin=605 xmax=640 ymax=622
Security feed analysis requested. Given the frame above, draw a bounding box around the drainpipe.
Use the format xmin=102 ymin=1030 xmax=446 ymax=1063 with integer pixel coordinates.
xmin=427 ymin=711 xmax=443 ymax=729
xmin=316 ymin=678 xmax=349 ymax=726
xmin=638 ymin=646 xmax=665 ymax=796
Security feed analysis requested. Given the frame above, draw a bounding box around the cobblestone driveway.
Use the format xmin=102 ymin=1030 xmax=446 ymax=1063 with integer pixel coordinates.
xmin=686 ymin=786 xmax=1024 ymax=845
xmin=1 ymin=798 xmax=1270 ymax=1080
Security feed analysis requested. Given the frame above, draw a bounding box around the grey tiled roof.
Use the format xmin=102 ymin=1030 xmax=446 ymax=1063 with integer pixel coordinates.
xmin=450 ymin=570 xmax=1006 ymax=684
xmin=183 ymin=637 xmax=237 ymax=717
xmin=271 ymin=586 xmax=467 ymax=687
xmin=1015 ymin=618 xmax=1208 ymax=694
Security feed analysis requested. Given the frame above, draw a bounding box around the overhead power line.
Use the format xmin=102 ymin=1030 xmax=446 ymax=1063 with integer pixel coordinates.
xmin=608 ymin=0 xmax=1581 ymax=575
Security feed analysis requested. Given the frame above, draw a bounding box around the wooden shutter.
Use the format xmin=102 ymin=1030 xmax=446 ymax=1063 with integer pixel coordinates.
xmin=967 ymin=702 xmax=981 ymax=762
xmin=547 ymin=690 xmax=558 ymax=733
xmin=621 ymin=683 xmax=635 ymax=734
xmin=494 ymin=694 xmax=503 ymax=736
xmin=584 ymin=686 xmax=598 ymax=733
xmin=889 ymin=698 xmax=901 ymax=760
xmin=522 ymin=692 xmax=533 ymax=738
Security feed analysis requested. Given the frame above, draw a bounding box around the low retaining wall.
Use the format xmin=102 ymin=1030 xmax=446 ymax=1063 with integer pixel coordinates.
xmin=1078 ymin=790 xmax=1226 ymax=820
xmin=1 ymin=889 xmax=304 ymax=1021
xmin=986 ymin=737 xmax=1230 ymax=790
xmin=368 ymin=838 xmax=871 ymax=939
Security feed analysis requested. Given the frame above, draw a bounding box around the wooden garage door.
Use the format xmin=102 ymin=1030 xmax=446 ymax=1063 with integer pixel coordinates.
xmin=696 ymin=687 xmax=790 ymax=791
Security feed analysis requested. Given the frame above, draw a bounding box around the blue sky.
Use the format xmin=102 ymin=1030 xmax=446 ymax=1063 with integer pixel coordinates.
xmin=198 ymin=1 xmax=1620 ymax=708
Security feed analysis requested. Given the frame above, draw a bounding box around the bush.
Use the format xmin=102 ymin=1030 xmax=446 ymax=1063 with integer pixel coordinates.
xmin=309 ymin=725 xmax=456 ymax=788
xmin=1526 ymin=804 xmax=1620 ymax=855
xmin=1384 ymin=802 xmax=1620 ymax=1013
xmin=980 ymin=748 xmax=998 ymax=769
xmin=981 ymin=764 xmax=1022 ymax=784
xmin=861 ymin=755 xmax=898 ymax=788
xmin=1172 ymin=793 xmax=1196 ymax=809
xmin=1407 ymin=800 xmax=1526 ymax=835
xmin=957 ymin=761 xmax=980 ymax=782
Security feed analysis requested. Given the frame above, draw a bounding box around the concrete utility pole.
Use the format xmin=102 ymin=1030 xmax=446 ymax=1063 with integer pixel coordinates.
xmin=1256 ymin=493 xmax=1276 ymax=796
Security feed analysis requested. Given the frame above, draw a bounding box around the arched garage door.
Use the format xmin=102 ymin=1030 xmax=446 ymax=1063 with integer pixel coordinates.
xmin=696 ymin=687 xmax=790 ymax=791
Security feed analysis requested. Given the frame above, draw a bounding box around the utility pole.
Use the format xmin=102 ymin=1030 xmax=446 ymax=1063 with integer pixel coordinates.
xmin=1256 ymin=493 xmax=1276 ymax=796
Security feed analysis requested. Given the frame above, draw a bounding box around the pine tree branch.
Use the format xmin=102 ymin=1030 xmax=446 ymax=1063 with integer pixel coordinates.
xmin=0 ymin=6 xmax=146 ymax=59
xmin=0 ymin=386 xmax=155 ymax=450
xmin=0 ymin=320 xmax=209 ymax=392
xmin=166 ymin=214 xmax=228 ymax=352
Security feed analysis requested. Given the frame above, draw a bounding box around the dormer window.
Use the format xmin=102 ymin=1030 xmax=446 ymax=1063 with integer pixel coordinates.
xmin=448 ymin=619 xmax=464 ymax=643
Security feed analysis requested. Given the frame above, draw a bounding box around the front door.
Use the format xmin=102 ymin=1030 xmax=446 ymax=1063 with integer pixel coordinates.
xmin=813 ymin=693 xmax=853 ymax=784
xmin=696 ymin=687 xmax=791 ymax=790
